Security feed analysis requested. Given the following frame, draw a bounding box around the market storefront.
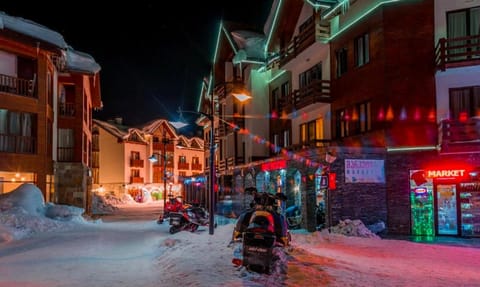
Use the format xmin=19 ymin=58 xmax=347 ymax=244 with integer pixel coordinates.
xmin=409 ymin=167 xmax=480 ymax=237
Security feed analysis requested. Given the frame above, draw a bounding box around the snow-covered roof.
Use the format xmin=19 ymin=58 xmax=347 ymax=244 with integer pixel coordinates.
xmin=176 ymin=135 xmax=204 ymax=150
xmin=139 ymin=119 xmax=179 ymax=139
xmin=230 ymin=30 xmax=266 ymax=64
xmin=93 ymin=119 xmax=129 ymax=140
xmin=0 ymin=11 xmax=67 ymax=49
xmin=65 ymin=46 xmax=101 ymax=74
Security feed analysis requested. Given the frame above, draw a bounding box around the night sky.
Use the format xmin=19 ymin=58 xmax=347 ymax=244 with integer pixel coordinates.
xmin=1 ymin=1 xmax=272 ymax=133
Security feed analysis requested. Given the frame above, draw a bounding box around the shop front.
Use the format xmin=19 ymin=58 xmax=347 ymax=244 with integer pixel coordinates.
xmin=410 ymin=167 xmax=480 ymax=237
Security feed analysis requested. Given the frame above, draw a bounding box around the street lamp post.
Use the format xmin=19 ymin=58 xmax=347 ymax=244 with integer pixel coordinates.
xmin=162 ymin=133 xmax=169 ymax=215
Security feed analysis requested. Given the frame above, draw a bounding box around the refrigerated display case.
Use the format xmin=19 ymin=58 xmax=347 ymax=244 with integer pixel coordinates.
xmin=459 ymin=182 xmax=480 ymax=237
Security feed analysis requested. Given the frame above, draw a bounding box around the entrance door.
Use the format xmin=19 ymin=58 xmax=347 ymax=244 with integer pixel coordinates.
xmin=436 ymin=184 xmax=458 ymax=235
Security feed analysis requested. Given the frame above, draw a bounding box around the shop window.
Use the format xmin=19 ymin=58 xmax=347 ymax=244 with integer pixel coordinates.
xmin=449 ymin=86 xmax=480 ymax=120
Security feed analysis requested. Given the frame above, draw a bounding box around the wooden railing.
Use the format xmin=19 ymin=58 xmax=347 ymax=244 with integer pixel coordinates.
xmin=59 ymin=103 xmax=75 ymax=117
xmin=57 ymin=147 xmax=74 ymax=161
xmin=177 ymin=162 xmax=190 ymax=170
xmin=0 ymin=134 xmax=36 ymax=154
xmin=130 ymin=159 xmax=144 ymax=167
xmin=0 ymin=73 xmax=35 ymax=98
xmin=191 ymin=163 xmax=203 ymax=171
xmin=276 ymin=16 xmax=330 ymax=67
xmin=279 ymin=79 xmax=331 ymax=113
xmin=130 ymin=177 xmax=144 ymax=183
xmin=439 ymin=119 xmax=480 ymax=153
xmin=435 ymin=35 xmax=480 ymax=71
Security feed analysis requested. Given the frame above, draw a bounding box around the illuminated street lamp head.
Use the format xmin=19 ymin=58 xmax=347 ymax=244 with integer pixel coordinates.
xmin=148 ymin=155 xmax=158 ymax=163
xmin=232 ymin=88 xmax=251 ymax=102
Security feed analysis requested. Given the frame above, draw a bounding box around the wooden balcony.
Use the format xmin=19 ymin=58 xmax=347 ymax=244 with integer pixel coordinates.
xmin=177 ymin=162 xmax=190 ymax=170
xmin=191 ymin=163 xmax=203 ymax=171
xmin=0 ymin=134 xmax=36 ymax=154
xmin=279 ymin=79 xmax=331 ymax=114
xmin=435 ymin=35 xmax=480 ymax=71
xmin=152 ymin=142 xmax=174 ymax=151
xmin=130 ymin=159 xmax=144 ymax=167
xmin=277 ymin=16 xmax=330 ymax=67
xmin=57 ymin=147 xmax=74 ymax=162
xmin=130 ymin=177 xmax=144 ymax=183
xmin=0 ymin=73 xmax=36 ymax=98
xmin=439 ymin=119 xmax=480 ymax=154
xmin=59 ymin=103 xmax=75 ymax=117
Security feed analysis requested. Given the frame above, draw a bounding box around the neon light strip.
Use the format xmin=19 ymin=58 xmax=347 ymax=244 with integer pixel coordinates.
xmin=240 ymin=59 xmax=265 ymax=65
xmin=267 ymin=70 xmax=286 ymax=84
xmin=305 ymin=0 xmax=332 ymax=10
xmin=212 ymin=22 xmax=223 ymax=65
xmin=387 ymin=146 xmax=438 ymax=152
xmin=222 ymin=26 xmax=238 ymax=54
xmin=196 ymin=81 xmax=205 ymax=111
xmin=265 ymin=0 xmax=284 ymax=57
xmin=323 ymin=0 xmax=348 ymax=18
xmin=328 ymin=0 xmax=403 ymax=41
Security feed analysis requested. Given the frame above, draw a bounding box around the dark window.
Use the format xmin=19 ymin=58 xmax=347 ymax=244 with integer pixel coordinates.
xmin=336 ymin=48 xmax=348 ymax=77
xmin=299 ymin=62 xmax=322 ymax=89
xmin=450 ymin=86 xmax=480 ymax=120
xmin=0 ymin=109 xmax=36 ymax=154
xmin=271 ymin=87 xmax=280 ymax=112
xmin=355 ymin=33 xmax=370 ymax=67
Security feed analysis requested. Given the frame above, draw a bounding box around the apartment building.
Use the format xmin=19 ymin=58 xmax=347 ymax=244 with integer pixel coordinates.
xmin=203 ymin=0 xmax=480 ymax=237
xmin=92 ymin=118 xmax=204 ymax=201
xmin=0 ymin=11 xmax=101 ymax=213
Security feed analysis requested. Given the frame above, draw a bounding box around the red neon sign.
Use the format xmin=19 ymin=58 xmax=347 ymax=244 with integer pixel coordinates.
xmin=261 ymin=160 xmax=286 ymax=171
xmin=425 ymin=169 xmax=466 ymax=178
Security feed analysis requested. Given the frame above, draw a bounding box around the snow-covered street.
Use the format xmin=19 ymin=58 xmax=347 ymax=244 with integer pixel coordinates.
xmin=1 ymin=184 xmax=480 ymax=287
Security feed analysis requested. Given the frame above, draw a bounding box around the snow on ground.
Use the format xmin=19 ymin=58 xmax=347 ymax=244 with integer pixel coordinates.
xmin=1 ymin=183 xmax=480 ymax=287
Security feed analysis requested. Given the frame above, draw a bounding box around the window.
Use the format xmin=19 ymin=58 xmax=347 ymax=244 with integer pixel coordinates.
xmin=300 ymin=118 xmax=324 ymax=145
xmin=336 ymin=48 xmax=348 ymax=77
xmin=355 ymin=33 xmax=369 ymax=67
xmin=192 ymin=157 xmax=200 ymax=164
xmin=179 ymin=156 xmax=187 ymax=164
xmin=447 ymin=7 xmax=480 ymax=60
xmin=283 ymin=130 xmax=290 ymax=147
xmin=336 ymin=101 xmax=372 ymax=138
xmin=450 ymin=86 xmax=480 ymax=120
xmin=281 ymin=81 xmax=290 ymax=98
xmin=0 ymin=109 xmax=36 ymax=153
xmin=299 ymin=62 xmax=322 ymax=89
xmin=131 ymin=151 xmax=140 ymax=160
xmin=131 ymin=169 xmax=140 ymax=177
xmin=58 ymin=128 xmax=74 ymax=161
xmin=271 ymin=87 xmax=280 ymax=112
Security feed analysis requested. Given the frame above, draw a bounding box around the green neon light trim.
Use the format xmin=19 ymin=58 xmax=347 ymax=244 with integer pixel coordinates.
xmin=323 ymin=0 xmax=348 ymax=18
xmin=265 ymin=0 xmax=284 ymax=57
xmin=207 ymin=71 xmax=213 ymax=98
xmin=240 ymin=59 xmax=265 ymax=65
xmin=267 ymin=70 xmax=287 ymax=84
xmin=387 ymin=146 xmax=438 ymax=152
xmin=212 ymin=22 xmax=223 ymax=65
xmin=305 ymin=0 xmax=332 ymax=10
xmin=328 ymin=0 xmax=403 ymax=41
xmin=196 ymin=81 xmax=206 ymax=111
xmin=222 ymin=26 xmax=238 ymax=54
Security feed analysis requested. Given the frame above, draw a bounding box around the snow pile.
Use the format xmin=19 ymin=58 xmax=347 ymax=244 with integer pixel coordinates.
xmin=92 ymin=192 xmax=138 ymax=214
xmin=0 ymin=183 xmax=90 ymax=241
xmin=329 ymin=219 xmax=380 ymax=238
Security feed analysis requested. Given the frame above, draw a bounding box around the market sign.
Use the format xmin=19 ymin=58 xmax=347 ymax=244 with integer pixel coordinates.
xmin=425 ymin=169 xmax=466 ymax=179
xmin=345 ymin=159 xmax=385 ymax=183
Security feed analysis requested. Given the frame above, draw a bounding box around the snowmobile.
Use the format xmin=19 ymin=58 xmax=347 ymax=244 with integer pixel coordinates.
xmin=168 ymin=204 xmax=210 ymax=234
xmin=231 ymin=189 xmax=290 ymax=274
xmin=157 ymin=196 xmax=184 ymax=224
xmin=285 ymin=205 xmax=302 ymax=229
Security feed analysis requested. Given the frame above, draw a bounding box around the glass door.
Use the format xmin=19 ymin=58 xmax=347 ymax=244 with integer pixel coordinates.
xmin=437 ymin=184 xmax=458 ymax=235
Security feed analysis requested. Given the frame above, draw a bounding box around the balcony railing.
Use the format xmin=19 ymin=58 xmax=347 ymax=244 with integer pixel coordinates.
xmin=279 ymin=79 xmax=331 ymax=113
xmin=276 ymin=16 xmax=330 ymax=67
xmin=177 ymin=162 xmax=190 ymax=170
xmin=59 ymin=103 xmax=75 ymax=117
xmin=435 ymin=35 xmax=480 ymax=71
xmin=130 ymin=177 xmax=144 ymax=183
xmin=130 ymin=159 xmax=144 ymax=167
xmin=0 ymin=134 xmax=36 ymax=154
xmin=0 ymin=73 xmax=36 ymax=98
xmin=58 ymin=147 xmax=74 ymax=162
xmin=439 ymin=119 xmax=480 ymax=154
xmin=191 ymin=163 xmax=203 ymax=171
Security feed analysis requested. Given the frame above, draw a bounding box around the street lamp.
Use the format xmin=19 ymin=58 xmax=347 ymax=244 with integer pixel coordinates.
xmin=176 ymin=108 xmax=216 ymax=235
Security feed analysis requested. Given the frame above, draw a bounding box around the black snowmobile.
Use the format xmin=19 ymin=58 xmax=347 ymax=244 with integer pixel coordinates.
xmin=168 ymin=204 xmax=210 ymax=234
xmin=231 ymin=188 xmax=290 ymax=274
